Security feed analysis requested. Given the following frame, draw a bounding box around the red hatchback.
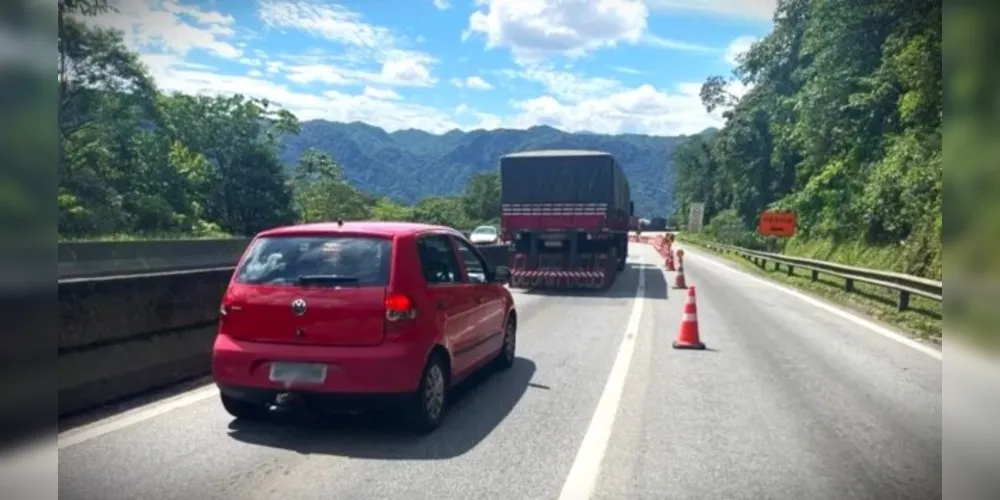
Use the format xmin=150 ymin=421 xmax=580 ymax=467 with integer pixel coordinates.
xmin=211 ymin=221 xmax=517 ymax=432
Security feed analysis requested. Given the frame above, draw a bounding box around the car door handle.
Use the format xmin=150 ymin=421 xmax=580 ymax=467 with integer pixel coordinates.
xmin=436 ymin=299 xmax=451 ymax=310
xmin=474 ymin=296 xmax=486 ymax=304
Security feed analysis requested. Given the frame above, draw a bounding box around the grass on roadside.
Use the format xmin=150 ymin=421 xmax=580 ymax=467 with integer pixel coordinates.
xmin=677 ymin=234 xmax=943 ymax=344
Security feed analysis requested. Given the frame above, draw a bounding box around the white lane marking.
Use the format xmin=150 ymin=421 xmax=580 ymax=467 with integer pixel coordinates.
xmin=558 ymin=255 xmax=646 ymax=500
xmin=58 ymin=385 xmax=219 ymax=449
xmin=684 ymin=246 xmax=942 ymax=361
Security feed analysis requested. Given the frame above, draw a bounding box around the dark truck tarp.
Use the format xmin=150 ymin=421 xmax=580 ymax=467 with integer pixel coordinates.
xmin=499 ymin=150 xmax=630 ymax=213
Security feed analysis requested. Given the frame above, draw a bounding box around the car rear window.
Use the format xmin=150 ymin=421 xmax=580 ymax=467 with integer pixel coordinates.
xmin=234 ymin=235 xmax=391 ymax=287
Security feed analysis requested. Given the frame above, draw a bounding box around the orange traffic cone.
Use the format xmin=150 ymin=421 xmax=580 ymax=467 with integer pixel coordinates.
xmin=665 ymin=252 xmax=676 ymax=271
xmin=673 ymin=264 xmax=687 ymax=289
xmin=673 ymin=286 xmax=705 ymax=350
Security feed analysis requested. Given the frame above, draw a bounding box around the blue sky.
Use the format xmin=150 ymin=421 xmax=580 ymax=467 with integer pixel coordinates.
xmin=87 ymin=0 xmax=775 ymax=136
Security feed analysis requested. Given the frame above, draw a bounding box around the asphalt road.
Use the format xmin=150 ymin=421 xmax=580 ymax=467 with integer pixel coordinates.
xmin=56 ymin=243 xmax=943 ymax=500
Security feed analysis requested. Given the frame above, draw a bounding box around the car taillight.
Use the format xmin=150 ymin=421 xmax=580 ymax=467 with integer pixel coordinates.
xmin=384 ymin=292 xmax=417 ymax=322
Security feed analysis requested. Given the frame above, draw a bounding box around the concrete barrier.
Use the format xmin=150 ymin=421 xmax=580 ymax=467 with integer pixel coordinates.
xmin=58 ymin=243 xmax=510 ymax=416
xmin=59 ymin=230 xmax=491 ymax=279
xmin=58 ymin=239 xmax=252 ymax=279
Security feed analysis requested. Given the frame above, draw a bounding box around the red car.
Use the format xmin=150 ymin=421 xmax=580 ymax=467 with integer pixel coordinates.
xmin=211 ymin=221 xmax=517 ymax=433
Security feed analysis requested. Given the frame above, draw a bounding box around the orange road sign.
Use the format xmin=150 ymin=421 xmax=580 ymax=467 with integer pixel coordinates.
xmin=758 ymin=211 xmax=797 ymax=237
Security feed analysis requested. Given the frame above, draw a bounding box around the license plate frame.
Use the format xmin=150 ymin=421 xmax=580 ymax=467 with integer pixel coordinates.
xmin=268 ymin=362 xmax=328 ymax=384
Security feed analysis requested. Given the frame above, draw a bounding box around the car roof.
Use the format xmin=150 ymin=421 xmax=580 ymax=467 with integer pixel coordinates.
xmin=257 ymin=221 xmax=463 ymax=239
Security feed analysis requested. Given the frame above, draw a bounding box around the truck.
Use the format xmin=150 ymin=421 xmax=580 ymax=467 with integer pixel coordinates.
xmin=499 ymin=149 xmax=633 ymax=290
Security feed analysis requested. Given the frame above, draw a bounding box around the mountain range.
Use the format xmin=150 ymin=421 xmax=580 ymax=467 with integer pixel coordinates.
xmin=279 ymin=120 xmax=702 ymax=217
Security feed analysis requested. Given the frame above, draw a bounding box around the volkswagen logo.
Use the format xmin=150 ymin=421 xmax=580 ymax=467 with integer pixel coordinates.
xmin=291 ymin=298 xmax=307 ymax=316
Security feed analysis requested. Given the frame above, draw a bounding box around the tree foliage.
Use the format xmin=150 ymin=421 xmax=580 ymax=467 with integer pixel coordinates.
xmin=57 ymin=7 xmax=502 ymax=239
xmin=672 ymin=0 xmax=941 ymax=278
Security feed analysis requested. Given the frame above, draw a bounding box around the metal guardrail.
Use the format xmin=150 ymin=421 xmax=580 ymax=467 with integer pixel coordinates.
xmin=693 ymin=241 xmax=942 ymax=312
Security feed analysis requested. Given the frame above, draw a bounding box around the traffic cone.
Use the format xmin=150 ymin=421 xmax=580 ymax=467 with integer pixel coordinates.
xmin=673 ymin=286 xmax=705 ymax=350
xmin=673 ymin=264 xmax=687 ymax=289
xmin=665 ymin=252 xmax=676 ymax=271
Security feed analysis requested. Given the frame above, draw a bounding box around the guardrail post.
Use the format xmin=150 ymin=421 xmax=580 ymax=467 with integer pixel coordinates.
xmin=897 ymin=290 xmax=910 ymax=312
xmin=845 ymin=278 xmax=855 ymax=293
xmin=810 ymin=270 xmax=818 ymax=281
xmin=786 ymin=265 xmax=793 ymax=276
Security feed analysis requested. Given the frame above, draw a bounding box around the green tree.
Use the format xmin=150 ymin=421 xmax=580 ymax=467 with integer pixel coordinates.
xmin=672 ymin=0 xmax=941 ymax=278
xmin=461 ymin=171 xmax=501 ymax=223
xmin=290 ymin=149 xmax=371 ymax=223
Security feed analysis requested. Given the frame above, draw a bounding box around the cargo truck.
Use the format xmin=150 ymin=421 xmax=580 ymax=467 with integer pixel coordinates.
xmin=499 ymin=149 xmax=633 ymax=290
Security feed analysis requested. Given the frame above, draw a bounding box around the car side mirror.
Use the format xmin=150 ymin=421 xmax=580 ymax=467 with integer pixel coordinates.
xmin=492 ymin=266 xmax=511 ymax=284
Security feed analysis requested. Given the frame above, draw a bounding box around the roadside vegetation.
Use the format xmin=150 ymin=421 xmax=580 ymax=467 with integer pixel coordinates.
xmin=670 ymin=0 xmax=941 ymax=281
xmin=669 ymin=1 xmax=946 ymax=344
xmin=58 ymin=1 xmax=500 ymax=242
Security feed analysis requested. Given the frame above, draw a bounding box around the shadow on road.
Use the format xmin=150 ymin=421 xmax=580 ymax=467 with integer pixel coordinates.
xmin=225 ymin=357 xmax=537 ymax=460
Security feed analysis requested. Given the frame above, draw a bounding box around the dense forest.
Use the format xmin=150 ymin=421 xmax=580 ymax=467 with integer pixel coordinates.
xmin=280 ymin=121 xmax=686 ymax=216
xmin=670 ymin=0 xmax=941 ymax=280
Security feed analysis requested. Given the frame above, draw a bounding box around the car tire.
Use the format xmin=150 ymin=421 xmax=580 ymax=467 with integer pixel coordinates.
xmin=494 ymin=315 xmax=516 ymax=370
xmin=405 ymin=353 xmax=449 ymax=434
xmin=220 ymin=393 xmax=270 ymax=421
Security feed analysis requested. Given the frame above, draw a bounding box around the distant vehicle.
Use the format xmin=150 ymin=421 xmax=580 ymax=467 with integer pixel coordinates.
xmin=500 ymin=149 xmax=633 ymax=290
xmin=212 ymin=221 xmax=517 ymax=433
xmin=469 ymin=225 xmax=499 ymax=244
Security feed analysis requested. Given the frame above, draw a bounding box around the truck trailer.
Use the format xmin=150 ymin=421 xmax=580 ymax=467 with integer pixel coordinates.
xmin=499 ymin=149 xmax=633 ymax=290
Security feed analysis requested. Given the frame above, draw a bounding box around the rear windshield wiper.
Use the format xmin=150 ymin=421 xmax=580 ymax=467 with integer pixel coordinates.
xmin=296 ymin=274 xmax=360 ymax=286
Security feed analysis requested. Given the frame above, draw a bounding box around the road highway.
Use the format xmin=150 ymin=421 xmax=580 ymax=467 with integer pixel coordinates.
xmin=56 ymin=242 xmax=943 ymax=500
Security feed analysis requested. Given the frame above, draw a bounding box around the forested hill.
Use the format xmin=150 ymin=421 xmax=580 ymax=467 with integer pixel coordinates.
xmin=279 ymin=121 xmax=687 ymax=217
xmin=672 ymin=0 xmax=941 ymax=280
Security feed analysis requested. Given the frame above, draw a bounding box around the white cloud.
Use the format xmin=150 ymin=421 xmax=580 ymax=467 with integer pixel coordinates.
xmin=433 ymin=0 xmax=452 ymax=9
xmin=506 ymin=65 xmax=625 ymax=103
xmin=257 ymin=0 xmax=437 ymax=87
xmin=475 ymin=78 xmax=748 ymax=135
xmin=363 ymin=87 xmax=402 ymax=100
xmin=143 ymin=56 xmax=460 ymax=132
xmin=452 ymin=76 xmax=494 ymax=90
xmin=85 ymin=0 xmax=242 ymax=59
xmin=642 ymin=34 xmax=715 ymax=52
xmin=612 ymin=66 xmax=645 ymax=75
xmin=644 ymin=0 xmax=777 ymax=21
xmin=724 ymin=35 xmax=757 ymax=65
xmin=279 ymin=59 xmax=436 ymax=88
xmin=464 ymin=0 xmax=649 ymax=61
xmin=505 ymin=83 xmax=722 ymax=135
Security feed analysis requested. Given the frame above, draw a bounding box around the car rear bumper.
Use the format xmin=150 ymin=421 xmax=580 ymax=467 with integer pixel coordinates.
xmin=211 ymin=333 xmax=428 ymax=396
xmin=217 ymin=384 xmax=411 ymax=412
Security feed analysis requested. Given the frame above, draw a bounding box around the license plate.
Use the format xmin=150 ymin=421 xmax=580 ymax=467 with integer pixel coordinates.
xmin=544 ymin=240 xmax=562 ymax=247
xmin=269 ymin=362 xmax=327 ymax=384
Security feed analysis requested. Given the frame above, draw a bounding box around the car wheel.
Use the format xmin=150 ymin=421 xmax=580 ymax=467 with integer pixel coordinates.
xmin=495 ymin=315 xmax=516 ymax=370
xmin=220 ymin=393 xmax=270 ymax=421
xmin=406 ymin=353 xmax=449 ymax=434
